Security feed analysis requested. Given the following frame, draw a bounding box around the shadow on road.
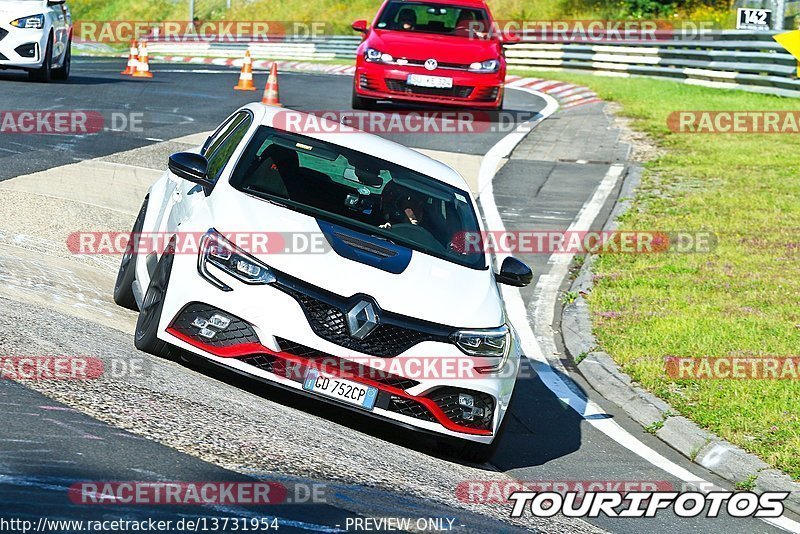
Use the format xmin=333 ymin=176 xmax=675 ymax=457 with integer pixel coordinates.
xmin=491 ymin=359 xmax=585 ymax=470
xmin=178 ymin=350 xmax=583 ymax=471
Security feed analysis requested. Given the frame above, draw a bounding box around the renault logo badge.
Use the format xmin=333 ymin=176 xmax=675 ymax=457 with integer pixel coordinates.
xmin=346 ymin=301 xmax=379 ymax=340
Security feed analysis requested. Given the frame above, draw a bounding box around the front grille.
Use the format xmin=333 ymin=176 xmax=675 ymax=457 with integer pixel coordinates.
xmin=387 ymin=396 xmax=437 ymax=422
xmin=171 ymin=303 xmax=260 ymax=348
xmin=274 ymin=279 xmax=448 ymax=357
xmin=238 ymin=353 xmax=305 ymax=381
xmin=401 ymin=59 xmax=472 ymax=71
xmin=429 ymin=388 xmax=494 ymax=430
xmin=385 ymin=79 xmax=473 ymax=99
xmin=276 ymin=337 xmax=420 ymax=391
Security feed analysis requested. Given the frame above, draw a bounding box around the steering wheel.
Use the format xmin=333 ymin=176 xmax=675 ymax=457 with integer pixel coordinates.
xmin=388 ymin=223 xmax=446 ymax=253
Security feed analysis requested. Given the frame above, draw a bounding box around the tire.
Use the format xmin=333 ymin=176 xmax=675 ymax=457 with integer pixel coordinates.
xmin=52 ymin=39 xmax=71 ymax=81
xmin=29 ymin=36 xmax=53 ymax=83
xmin=134 ymin=241 xmax=176 ymax=359
xmin=352 ymin=89 xmax=376 ymax=110
xmin=113 ymin=197 xmax=148 ymax=310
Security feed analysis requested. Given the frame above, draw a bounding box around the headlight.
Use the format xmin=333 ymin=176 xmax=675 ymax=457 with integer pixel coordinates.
xmin=365 ymin=48 xmax=393 ymax=63
xmin=10 ymin=15 xmax=44 ymax=29
xmin=198 ymin=230 xmax=275 ymax=291
xmin=468 ymin=59 xmax=499 ymax=73
xmin=452 ymin=324 xmax=511 ymax=373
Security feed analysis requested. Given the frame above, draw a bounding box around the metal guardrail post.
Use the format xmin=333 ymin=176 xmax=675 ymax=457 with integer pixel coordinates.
xmin=775 ymin=0 xmax=786 ymax=29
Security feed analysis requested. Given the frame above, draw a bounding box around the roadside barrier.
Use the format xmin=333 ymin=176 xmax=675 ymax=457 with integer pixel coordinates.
xmin=146 ymin=31 xmax=800 ymax=97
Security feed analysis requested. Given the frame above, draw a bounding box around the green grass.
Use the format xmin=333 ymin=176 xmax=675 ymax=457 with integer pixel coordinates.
xmin=508 ymin=69 xmax=800 ymax=480
xmin=68 ymin=0 xmax=733 ymax=33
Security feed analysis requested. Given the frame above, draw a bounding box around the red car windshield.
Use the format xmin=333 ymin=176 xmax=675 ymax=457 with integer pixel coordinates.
xmin=375 ymin=1 xmax=490 ymax=37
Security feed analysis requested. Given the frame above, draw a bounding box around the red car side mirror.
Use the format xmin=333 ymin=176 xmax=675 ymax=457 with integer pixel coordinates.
xmin=352 ymin=20 xmax=368 ymax=33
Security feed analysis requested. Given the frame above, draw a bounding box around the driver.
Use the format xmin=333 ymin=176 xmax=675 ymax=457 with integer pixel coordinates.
xmin=396 ymin=9 xmax=417 ymax=31
xmin=379 ymin=184 xmax=426 ymax=229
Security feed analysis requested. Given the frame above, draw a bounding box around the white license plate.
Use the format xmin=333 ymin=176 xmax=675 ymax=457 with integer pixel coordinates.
xmin=302 ymin=369 xmax=378 ymax=411
xmin=407 ymin=74 xmax=454 ymax=89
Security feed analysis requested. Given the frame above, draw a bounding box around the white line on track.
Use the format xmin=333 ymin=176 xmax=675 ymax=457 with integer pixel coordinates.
xmin=492 ymin=87 xmax=800 ymax=532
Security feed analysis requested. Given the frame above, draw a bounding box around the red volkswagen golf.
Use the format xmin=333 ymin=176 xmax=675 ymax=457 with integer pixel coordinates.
xmin=351 ymin=0 xmax=507 ymax=110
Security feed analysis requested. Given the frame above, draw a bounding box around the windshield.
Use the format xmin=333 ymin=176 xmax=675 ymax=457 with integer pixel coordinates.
xmin=229 ymin=126 xmax=485 ymax=270
xmin=375 ymin=1 xmax=490 ymax=36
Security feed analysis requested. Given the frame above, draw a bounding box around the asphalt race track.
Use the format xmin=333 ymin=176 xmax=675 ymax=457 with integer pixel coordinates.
xmin=0 ymin=58 xmax=795 ymax=533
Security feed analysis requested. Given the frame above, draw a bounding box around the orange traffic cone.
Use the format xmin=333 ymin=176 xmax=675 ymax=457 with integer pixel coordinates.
xmin=121 ymin=40 xmax=138 ymax=75
xmin=261 ymin=63 xmax=281 ymax=106
xmin=132 ymin=41 xmax=153 ymax=78
xmin=234 ymin=51 xmax=256 ymax=91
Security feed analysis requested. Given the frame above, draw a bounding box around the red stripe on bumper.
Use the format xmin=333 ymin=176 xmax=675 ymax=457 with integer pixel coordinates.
xmin=166 ymin=328 xmax=492 ymax=436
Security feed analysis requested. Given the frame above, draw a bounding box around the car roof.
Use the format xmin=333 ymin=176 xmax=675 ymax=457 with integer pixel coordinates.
xmin=248 ymin=103 xmax=472 ymax=193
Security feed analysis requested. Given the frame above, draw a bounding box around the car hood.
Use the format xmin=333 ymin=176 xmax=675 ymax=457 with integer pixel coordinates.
xmin=368 ymin=29 xmax=501 ymax=63
xmin=208 ymin=186 xmax=504 ymax=329
xmin=0 ymin=1 xmax=47 ymax=18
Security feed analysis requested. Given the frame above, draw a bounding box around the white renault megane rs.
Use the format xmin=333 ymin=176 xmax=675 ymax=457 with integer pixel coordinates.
xmin=114 ymin=103 xmax=532 ymax=462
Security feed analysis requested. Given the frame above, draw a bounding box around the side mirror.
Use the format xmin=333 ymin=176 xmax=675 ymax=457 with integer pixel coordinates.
xmin=495 ymin=257 xmax=533 ymax=287
xmin=47 ymin=0 xmax=66 ymax=5
xmin=168 ymin=152 xmax=213 ymax=192
xmin=352 ymin=20 xmax=368 ymax=33
xmin=501 ymin=32 xmax=521 ymax=44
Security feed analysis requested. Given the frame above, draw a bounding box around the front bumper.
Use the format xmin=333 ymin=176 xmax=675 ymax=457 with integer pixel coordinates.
xmin=0 ymin=25 xmax=46 ymax=69
xmin=354 ymin=60 xmax=504 ymax=109
xmin=156 ymin=252 xmax=519 ymax=444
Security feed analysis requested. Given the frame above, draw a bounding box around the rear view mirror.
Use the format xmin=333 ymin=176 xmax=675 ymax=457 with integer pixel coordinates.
xmin=495 ymin=257 xmax=533 ymax=287
xmin=168 ymin=152 xmax=214 ymax=194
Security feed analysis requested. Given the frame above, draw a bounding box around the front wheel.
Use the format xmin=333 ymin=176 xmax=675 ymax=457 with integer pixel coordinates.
xmin=52 ymin=39 xmax=71 ymax=81
xmin=352 ymin=89 xmax=376 ymax=110
xmin=113 ymin=196 xmax=148 ymax=310
xmin=29 ymin=36 xmax=53 ymax=82
xmin=134 ymin=242 xmax=176 ymax=359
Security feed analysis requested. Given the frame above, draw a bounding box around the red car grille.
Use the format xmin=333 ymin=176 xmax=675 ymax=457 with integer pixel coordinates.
xmin=385 ymin=78 xmax=473 ymax=99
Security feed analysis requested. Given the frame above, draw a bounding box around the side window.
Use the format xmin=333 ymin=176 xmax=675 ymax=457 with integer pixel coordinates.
xmin=205 ymin=112 xmax=253 ymax=183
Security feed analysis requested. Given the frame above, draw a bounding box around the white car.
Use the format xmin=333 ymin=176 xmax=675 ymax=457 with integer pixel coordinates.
xmin=114 ymin=103 xmax=533 ymax=462
xmin=0 ymin=0 xmax=71 ymax=81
